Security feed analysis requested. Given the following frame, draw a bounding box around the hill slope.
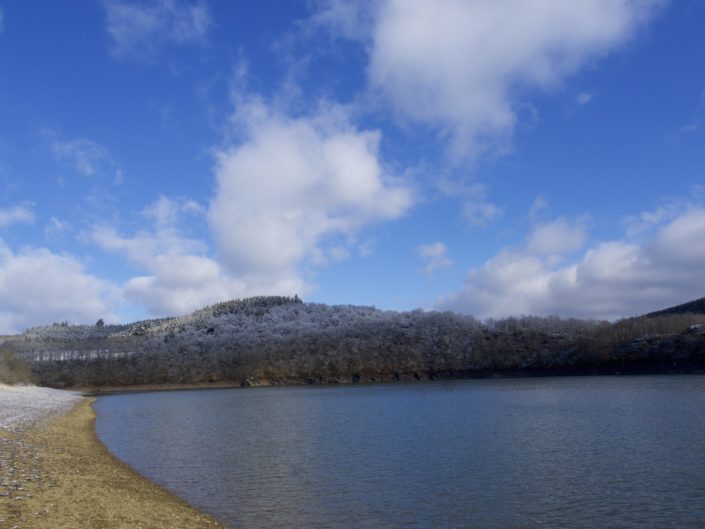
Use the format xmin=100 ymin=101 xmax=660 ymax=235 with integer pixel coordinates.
xmin=646 ymin=297 xmax=705 ymax=317
xmin=6 ymin=296 xmax=705 ymax=389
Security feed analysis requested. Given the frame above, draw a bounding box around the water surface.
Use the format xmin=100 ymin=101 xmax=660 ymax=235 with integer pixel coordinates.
xmin=95 ymin=376 xmax=705 ymax=528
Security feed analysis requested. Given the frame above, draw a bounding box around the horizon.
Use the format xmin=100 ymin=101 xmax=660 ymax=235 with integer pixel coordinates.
xmin=1 ymin=1 xmax=705 ymax=333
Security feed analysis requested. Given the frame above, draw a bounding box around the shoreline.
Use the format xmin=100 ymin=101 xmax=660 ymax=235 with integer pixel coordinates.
xmin=76 ymin=365 xmax=705 ymax=396
xmin=81 ymin=380 xmax=249 ymax=396
xmin=0 ymin=391 xmax=226 ymax=529
xmin=5 ymin=373 xmax=705 ymax=526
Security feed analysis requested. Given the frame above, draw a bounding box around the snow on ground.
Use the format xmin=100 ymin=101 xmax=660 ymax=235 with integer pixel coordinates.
xmin=0 ymin=385 xmax=82 ymax=434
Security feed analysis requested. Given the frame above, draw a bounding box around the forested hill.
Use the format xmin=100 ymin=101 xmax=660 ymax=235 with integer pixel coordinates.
xmin=20 ymin=296 xmax=303 ymax=342
xmin=6 ymin=296 xmax=705 ymax=389
xmin=646 ymin=297 xmax=705 ymax=317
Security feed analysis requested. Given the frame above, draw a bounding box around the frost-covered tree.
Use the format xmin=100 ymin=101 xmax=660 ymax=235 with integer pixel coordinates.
xmin=9 ymin=295 xmax=705 ymax=388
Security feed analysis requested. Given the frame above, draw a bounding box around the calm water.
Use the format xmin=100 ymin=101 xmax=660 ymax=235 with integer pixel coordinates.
xmin=94 ymin=376 xmax=705 ymax=529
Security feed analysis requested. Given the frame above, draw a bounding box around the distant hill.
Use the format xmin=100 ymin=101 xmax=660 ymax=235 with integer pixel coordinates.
xmin=646 ymin=297 xmax=705 ymax=317
xmin=5 ymin=295 xmax=705 ymax=389
xmin=20 ymin=295 xmax=303 ymax=342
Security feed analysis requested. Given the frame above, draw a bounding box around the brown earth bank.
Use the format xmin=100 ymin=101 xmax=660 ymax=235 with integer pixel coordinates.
xmin=0 ymin=399 xmax=226 ymax=529
xmin=78 ymin=357 xmax=705 ymax=396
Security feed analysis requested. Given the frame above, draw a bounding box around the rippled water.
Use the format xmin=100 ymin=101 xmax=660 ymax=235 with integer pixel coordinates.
xmin=94 ymin=376 xmax=705 ymax=528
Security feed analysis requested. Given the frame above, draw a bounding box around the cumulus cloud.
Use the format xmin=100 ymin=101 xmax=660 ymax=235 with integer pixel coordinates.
xmin=417 ymin=242 xmax=452 ymax=274
xmin=0 ymin=205 xmax=34 ymax=228
xmin=209 ymin=96 xmax=413 ymax=291
xmin=90 ymin=197 xmax=253 ymax=317
xmin=83 ymin=91 xmax=413 ymax=316
xmin=0 ymin=242 xmax=118 ymax=333
xmin=104 ymin=0 xmax=212 ymax=59
xmin=526 ymin=217 xmax=588 ymax=255
xmin=440 ymin=205 xmax=705 ymax=320
xmin=320 ymin=0 xmax=663 ymax=160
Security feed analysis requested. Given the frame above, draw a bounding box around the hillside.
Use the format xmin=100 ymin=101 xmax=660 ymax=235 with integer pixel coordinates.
xmin=0 ymin=343 xmax=34 ymax=384
xmin=646 ymin=297 xmax=705 ymax=317
xmin=5 ymin=296 xmax=705 ymax=389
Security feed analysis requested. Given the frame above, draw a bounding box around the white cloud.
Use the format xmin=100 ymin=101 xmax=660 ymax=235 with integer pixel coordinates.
xmin=309 ymin=0 xmax=375 ymax=41
xmin=43 ymin=130 xmax=119 ymax=179
xmin=625 ymin=203 xmax=676 ymax=238
xmin=623 ymin=189 xmax=705 ymax=238
xmin=44 ymin=218 xmax=73 ymax=241
xmin=90 ymin=197 xmax=252 ymax=317
xmin=104 ymin=0 xmax=212 ymax=59
xmin=417 ymin=242 xmax=452 ymax=274
xmin=142 ymin=194 xmax=204 ymax=229
xmin=651 ymin=209 xmax=705 ymax=266
xmin=437 ymin=180 xmax=503 ymax=227
xmin=526 ymin=217 xmax=588 ymax=255
xmin=114 ymin=169 xmax=125 ymax=185
xmin=576 ymin=92 xmax=594 ymax=105
xmin=463 ymin=200 xmax=504 ymax=227
xmin=209 ymin=96 xmax=413 ymax=291
xmin=440 ymin=205 xmax=705 ymax=320
xmin=358 ymin=240 xmax=374 ymax=257
xmin=323 ymin=0 xmax=663 ymax=160
xmin=0 ymin=205 xmax=34 ymax=228
xmin=84 ymin=90 xmax=414 ymax=316
xmin=51 ymin=138 xmax=107 ymax=176
xmin=679 ymin=123 xmax=698 ymax=135
xmin=0 ymin=242 xmax=118 ymax=333
xmin=529 ymin=195 xmax=549 ymax=222
xmin=674 ymin=89 xmax=705 ymax=136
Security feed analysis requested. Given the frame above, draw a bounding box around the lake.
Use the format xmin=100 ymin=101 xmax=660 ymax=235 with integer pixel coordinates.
xmin=94 ymin=376 xmax=705 ymax=528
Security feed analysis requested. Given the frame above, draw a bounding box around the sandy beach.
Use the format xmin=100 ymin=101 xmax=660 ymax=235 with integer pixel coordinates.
xmin=0 ymin=385 xmax=226 ymax=529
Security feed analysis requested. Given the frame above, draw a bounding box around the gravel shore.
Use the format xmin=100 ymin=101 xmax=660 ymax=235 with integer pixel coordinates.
xmin=0 ymin=385 xmax=226 ymax=528
xmin=1 ymin=384 xmax=83 ymax=527
xmin=0 ymin=384 xmax=82 ymax=433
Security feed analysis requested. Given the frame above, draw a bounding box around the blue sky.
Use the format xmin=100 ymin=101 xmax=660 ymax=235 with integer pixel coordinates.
xmin=1 ymin=0 xmax=704 ymax=332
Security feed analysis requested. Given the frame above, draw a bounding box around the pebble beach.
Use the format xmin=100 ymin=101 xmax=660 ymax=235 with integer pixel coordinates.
xmin=0 ymin=384 xmax=225 ymax=529
xmin=0 ymin=384 xmax=82 ymax=434
xmin=1 ymin=384 xmax=82 ymax=528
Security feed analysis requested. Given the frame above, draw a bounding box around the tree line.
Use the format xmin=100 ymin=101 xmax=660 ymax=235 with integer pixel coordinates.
xmin=6 ymin=296 xmax=705 ymax=388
